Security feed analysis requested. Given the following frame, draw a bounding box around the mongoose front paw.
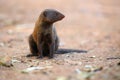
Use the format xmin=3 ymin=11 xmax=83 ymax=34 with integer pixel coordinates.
xmin=37 ymin=53 xmax=43 ymax=59
xmin=37 ymin=56 xmax=43 ymax=59
xmin=49 ymin=54 xmax=54 ymax=59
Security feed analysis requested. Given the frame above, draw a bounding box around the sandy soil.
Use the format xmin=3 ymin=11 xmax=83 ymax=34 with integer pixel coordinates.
xmin=0 ymin=0 xmax=120 ymax=80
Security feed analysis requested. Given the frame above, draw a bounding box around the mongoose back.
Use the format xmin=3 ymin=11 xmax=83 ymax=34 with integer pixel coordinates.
xmin=28 ymin=9 xmax=65 ymax=58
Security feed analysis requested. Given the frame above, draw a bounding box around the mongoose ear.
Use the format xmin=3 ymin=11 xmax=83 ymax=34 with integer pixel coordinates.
xmin=43 ymin=11 xmax=47 ymax=17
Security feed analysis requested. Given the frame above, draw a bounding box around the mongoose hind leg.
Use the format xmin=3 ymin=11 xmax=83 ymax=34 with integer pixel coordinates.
xmin=28 ymin=35 xmax=38 ymax=56
xmin=55 ymin=36 xmax=59 ymax=52
xmin=49 ymin=43 xmax=55 ymax=59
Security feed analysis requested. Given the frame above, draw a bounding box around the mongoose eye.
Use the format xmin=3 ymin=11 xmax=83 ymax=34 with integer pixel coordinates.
xmin=55 ymin=13 xmax=58 ymax=16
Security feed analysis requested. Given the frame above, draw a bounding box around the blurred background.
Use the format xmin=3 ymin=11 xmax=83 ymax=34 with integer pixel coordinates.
xmin=0 ymin=0 xmax=120 ymax=48
xmin=0 ymin=0 xmax=120 ymax=28
xmin=0 ymin=0 xmax=120 ymax=80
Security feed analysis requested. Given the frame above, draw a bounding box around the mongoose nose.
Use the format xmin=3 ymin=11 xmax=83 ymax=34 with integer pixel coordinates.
xmin=60 ymin=14 xmax=65 ymax=20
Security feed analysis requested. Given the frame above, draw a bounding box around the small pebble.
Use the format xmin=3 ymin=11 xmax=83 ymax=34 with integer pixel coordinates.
xmin=84 ymin=65 xmax=93 ymax=72
xmin=56 ymin=76 xmax=67 ymax=80
xmin=117 ymin=62 xmax=120 ymax=66
xmin=66 ymin=55 xmax=70 ymax=57
xmin=7 ymin=29 xmax=13 ymax=34
xmin=90 ymin=56 xmax=96 ymax=58
xmin=59 ymin=42 xmax=65 ymax=46
xmin=0 ymin=42 xmax=5 ymax=47
xmin=11 ymin=59 xmax=21 ymax=63
xmin=93 ymin=66 xmax=103 ymax=72
xmin=85 ymin=65 xmax=92 ymax=68
xmin=0 ymin=56 xmax=13 ymax=67
xmin=21 ymin=66 xmax=53 ymax=73
xmin=75 ymin=68 xmax=81 ymax=74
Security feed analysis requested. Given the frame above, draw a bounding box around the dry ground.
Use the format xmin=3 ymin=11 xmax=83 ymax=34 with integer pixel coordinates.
xmin=0 ymin=0 xmax=120 ymax=80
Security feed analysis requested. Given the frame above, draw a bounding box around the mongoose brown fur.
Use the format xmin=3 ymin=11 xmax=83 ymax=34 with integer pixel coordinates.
xmin=28 ymin=9 xmax=65 ymax=58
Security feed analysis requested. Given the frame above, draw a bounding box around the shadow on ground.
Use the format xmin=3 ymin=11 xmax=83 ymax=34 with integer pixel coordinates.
xmin=56 ymin=48 xmax=88 ymax=54
xmin=26 ymin=48 xmax=88 ymax=57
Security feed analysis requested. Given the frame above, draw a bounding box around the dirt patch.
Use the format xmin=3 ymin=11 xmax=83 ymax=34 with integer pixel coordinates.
xmin=0 ymin=0 xmax=120 ymax=80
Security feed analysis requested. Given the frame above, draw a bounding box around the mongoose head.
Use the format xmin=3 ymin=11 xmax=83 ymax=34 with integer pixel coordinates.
xmin=41 ymin=9 xmax=65 ymax=23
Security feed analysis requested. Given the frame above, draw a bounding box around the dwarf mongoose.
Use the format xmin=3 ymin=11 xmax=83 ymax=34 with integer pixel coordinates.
xmin=28 ymin=9 xmax=65 ymax=58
